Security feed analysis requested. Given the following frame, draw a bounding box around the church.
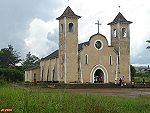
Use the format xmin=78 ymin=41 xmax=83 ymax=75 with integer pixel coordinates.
xmin=25 ymin=6 xmax=132 ymax=84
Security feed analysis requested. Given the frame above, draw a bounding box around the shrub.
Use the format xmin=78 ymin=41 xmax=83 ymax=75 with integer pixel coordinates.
xmin=0 ymin=68 xmax=24 ymax=82
xmin=0 ymin=78 xmax=7 ymax=85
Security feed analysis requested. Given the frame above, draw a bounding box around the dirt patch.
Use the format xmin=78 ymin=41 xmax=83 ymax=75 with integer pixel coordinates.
xmin=50 ymin=88 xmax=150 ymax=97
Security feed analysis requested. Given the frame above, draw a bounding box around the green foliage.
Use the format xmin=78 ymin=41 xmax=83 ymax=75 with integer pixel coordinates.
xmin=0 ymin=45 xmax=21 ymax=68
xmin=135 ymin=72 xmax=150 ymax=77
xmin=0 ymin=78 xmax=7 ymax=85
xmin=146 ymin=40 xmax=150 ymax=49
xmin=0 ymin=45 xmax=23 ymax=83
xmin=22 ymin=52 xmax=39 ymax=69
xmin=0 ymin=68 xmax=24 ymax=82
xmin=133 ymin=72 xmax=150 ymax=82
xmin=130 ymin=65 xmax=136 ymax=81
xmin=134 ymin=77 xmax=150 ymax=83
xmin=0 ymin=86 xmax=150 ymax=113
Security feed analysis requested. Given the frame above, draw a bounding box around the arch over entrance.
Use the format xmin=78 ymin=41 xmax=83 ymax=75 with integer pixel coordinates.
xmin=94 ymin=69 xmax=104 ymax=83
xmin=90 ymin=64 xmax=108 ymax=83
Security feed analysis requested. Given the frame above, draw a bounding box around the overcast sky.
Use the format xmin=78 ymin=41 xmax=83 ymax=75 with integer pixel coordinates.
xmin=0 ymin=0 xmax=150 ymax=66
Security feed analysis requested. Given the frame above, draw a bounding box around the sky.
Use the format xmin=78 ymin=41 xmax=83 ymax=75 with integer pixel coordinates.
xmin=0 ymin=0 xmax=150 ymax=66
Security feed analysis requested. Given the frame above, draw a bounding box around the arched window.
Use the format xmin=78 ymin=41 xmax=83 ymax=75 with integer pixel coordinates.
xmin=60 ymin=24 xmax=63 ymax=33
xmin=47 ymin=68 xmax=49 ymax=81
xmin=109 ymin=56 xmax=112 ymax=65
xmin=41 ymin=66 xmax=44 ymax=81
xmin=34 ymin=73 xmax=36 ymax=79
xmin=69 ymin=23 xmax=74 ymax=32
xmin=113 ymin=29 xmax=117 ymax=37
xmin=122 ymin=28 xmax=127 ymax=37
xmin=27 ymin=74 xmax=28 ymax=80
xmin=52 ymin=66 xmax=55 ymax=82
xmin=85 ymin=54 xmax=88 ymax=64
xmin=34 ymin=73 xmax=36 ymax=83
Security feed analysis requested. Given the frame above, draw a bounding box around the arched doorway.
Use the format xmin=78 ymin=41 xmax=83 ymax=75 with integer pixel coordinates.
xmin=90 ymin=64 xmax=108 ymax=83
xmin=94 ymin=69 xmax=104 ymax=83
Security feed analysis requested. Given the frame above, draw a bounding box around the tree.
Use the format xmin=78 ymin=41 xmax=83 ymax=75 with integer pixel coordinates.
xmin=146 ymin=40 xmax=150 ymax=49
xmin=22 ymin=52 xmax=39 ymax=69
xmin=0 ymin=68 xmax=23 ymax=82
xmin=130 ymin=65 xmax=136 ymax=81
xmin=0 ymin=45 xmax=21 ymax=68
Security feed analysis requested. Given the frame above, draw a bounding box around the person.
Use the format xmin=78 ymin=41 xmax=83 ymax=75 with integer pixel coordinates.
xmin=131 ymin=81 xmax=134 ymax=88
xmin=122 ymin=75 xmax=125 ymax=85
xmin=115 ymin=79 xmax=117 ymax=84
xmin=119 ymin=78 xmax=122 ymax=86
xmin=143 ymin=78 xmax=145 ymax=85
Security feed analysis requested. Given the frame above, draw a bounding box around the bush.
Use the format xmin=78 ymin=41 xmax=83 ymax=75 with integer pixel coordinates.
xmin=0 ymin=68 xmax=24 ymax=82
xmin=0 ymin=78 xmax=7 ymax=85
xmin=135 ymin=72 xmax=150 ymax=77
xmin=134 ymin=77 xmax=150 ymax=83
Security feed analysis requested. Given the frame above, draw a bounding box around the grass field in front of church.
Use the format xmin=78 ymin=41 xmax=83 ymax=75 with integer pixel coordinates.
xmin=0 ymin=85 xmax=150 ymax=113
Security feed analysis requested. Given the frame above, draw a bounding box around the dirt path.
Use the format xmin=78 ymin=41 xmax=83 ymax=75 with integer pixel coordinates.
xmin=51 ymin=88 xmax=150 ymax=97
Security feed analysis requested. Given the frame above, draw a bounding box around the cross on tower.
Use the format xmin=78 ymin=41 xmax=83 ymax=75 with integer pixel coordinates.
xmin=95 ymin=20 xmax=102 ymax=34
xmin=118 ymin=6 xmax=121 ymax=12
xmin=68 ymin=0 xmax=70 ymax=6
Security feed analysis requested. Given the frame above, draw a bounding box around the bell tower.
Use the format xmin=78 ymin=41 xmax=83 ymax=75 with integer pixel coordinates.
xmin=56 ymin=6 xmax=81 ymax=83
xmin=108 ymin=12 xmax=132 ymax=83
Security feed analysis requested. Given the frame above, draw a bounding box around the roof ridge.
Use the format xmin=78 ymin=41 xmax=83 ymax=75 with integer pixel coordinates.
xmin=56 ymin=6 xmax=81 ymax=20
xmin=108 ymin=12 xmax=132 ymax=25
xmin=41 ymin=42 xmax=90 ymax=61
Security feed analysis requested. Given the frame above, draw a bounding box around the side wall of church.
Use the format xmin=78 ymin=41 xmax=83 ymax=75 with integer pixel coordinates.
xmin=25 ymin=70 xmax=32 ymax=82
xmin=25 ymin=67 xmax=40 ymax=82
xmin=32 ymin=68 xmax=41 ymax=82
xmin=40 ymin=58 xmax=59 ymax=81
xmin=79 ymin=34 xmax=117 ymax=83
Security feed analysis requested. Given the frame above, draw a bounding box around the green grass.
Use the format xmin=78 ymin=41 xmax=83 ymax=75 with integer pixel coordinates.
xmin=134 ymin=72 xmax=150 ymax=82
xmin=134 ymin=77 xmax=150 ymax=82
xmin=0 ymin=85 xmax=150 ymax=113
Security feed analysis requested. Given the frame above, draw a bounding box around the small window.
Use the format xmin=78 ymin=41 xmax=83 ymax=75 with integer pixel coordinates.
xmin=85 ymin=54 xmax=88 ymax=64
xmin=109 ymin=56 xmax=112 ymax=65
xmin=118 ymin=55 xmax=120 ymax=65
xmin=94 ymin=40 xmax=103 ymax=50
xmin=34 ymin=73 xmax=36 ymax=78
xmin=69 ymin=23 xmax=74 ymax=32
xmin=60 ymin=24 xmax=63 ymax=33
xmin=47 ymin=68 xmax=49 ymax=81
xmin=52 ymin=66 xmax=55 ymax=82
xmin=122 ymin=28 xmax=127 ymax=37
xmin=113 ymin=29 xmax=117 ymax=37
xmin=41 ymin=66 xmax=44 ymax=81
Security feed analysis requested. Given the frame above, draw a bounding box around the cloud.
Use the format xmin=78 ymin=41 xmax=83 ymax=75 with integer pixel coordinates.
xmin=0 ymin=0 xmax=149 ymax=65
xmin=0 ymin=0 xmax=63 ymax=58
xmin=69 ymin=0 xmax=150 ymax=65
xmin=24 ymin=18 xmax=59 ymax=57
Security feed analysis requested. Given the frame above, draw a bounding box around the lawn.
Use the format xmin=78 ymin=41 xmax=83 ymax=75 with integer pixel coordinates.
xmin=0 ymin=85 xmax=150 ymax=113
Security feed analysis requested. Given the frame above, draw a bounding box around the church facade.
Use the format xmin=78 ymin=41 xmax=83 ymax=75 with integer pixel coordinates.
xmin=25 ymin=6 xmax=132 ymax=84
